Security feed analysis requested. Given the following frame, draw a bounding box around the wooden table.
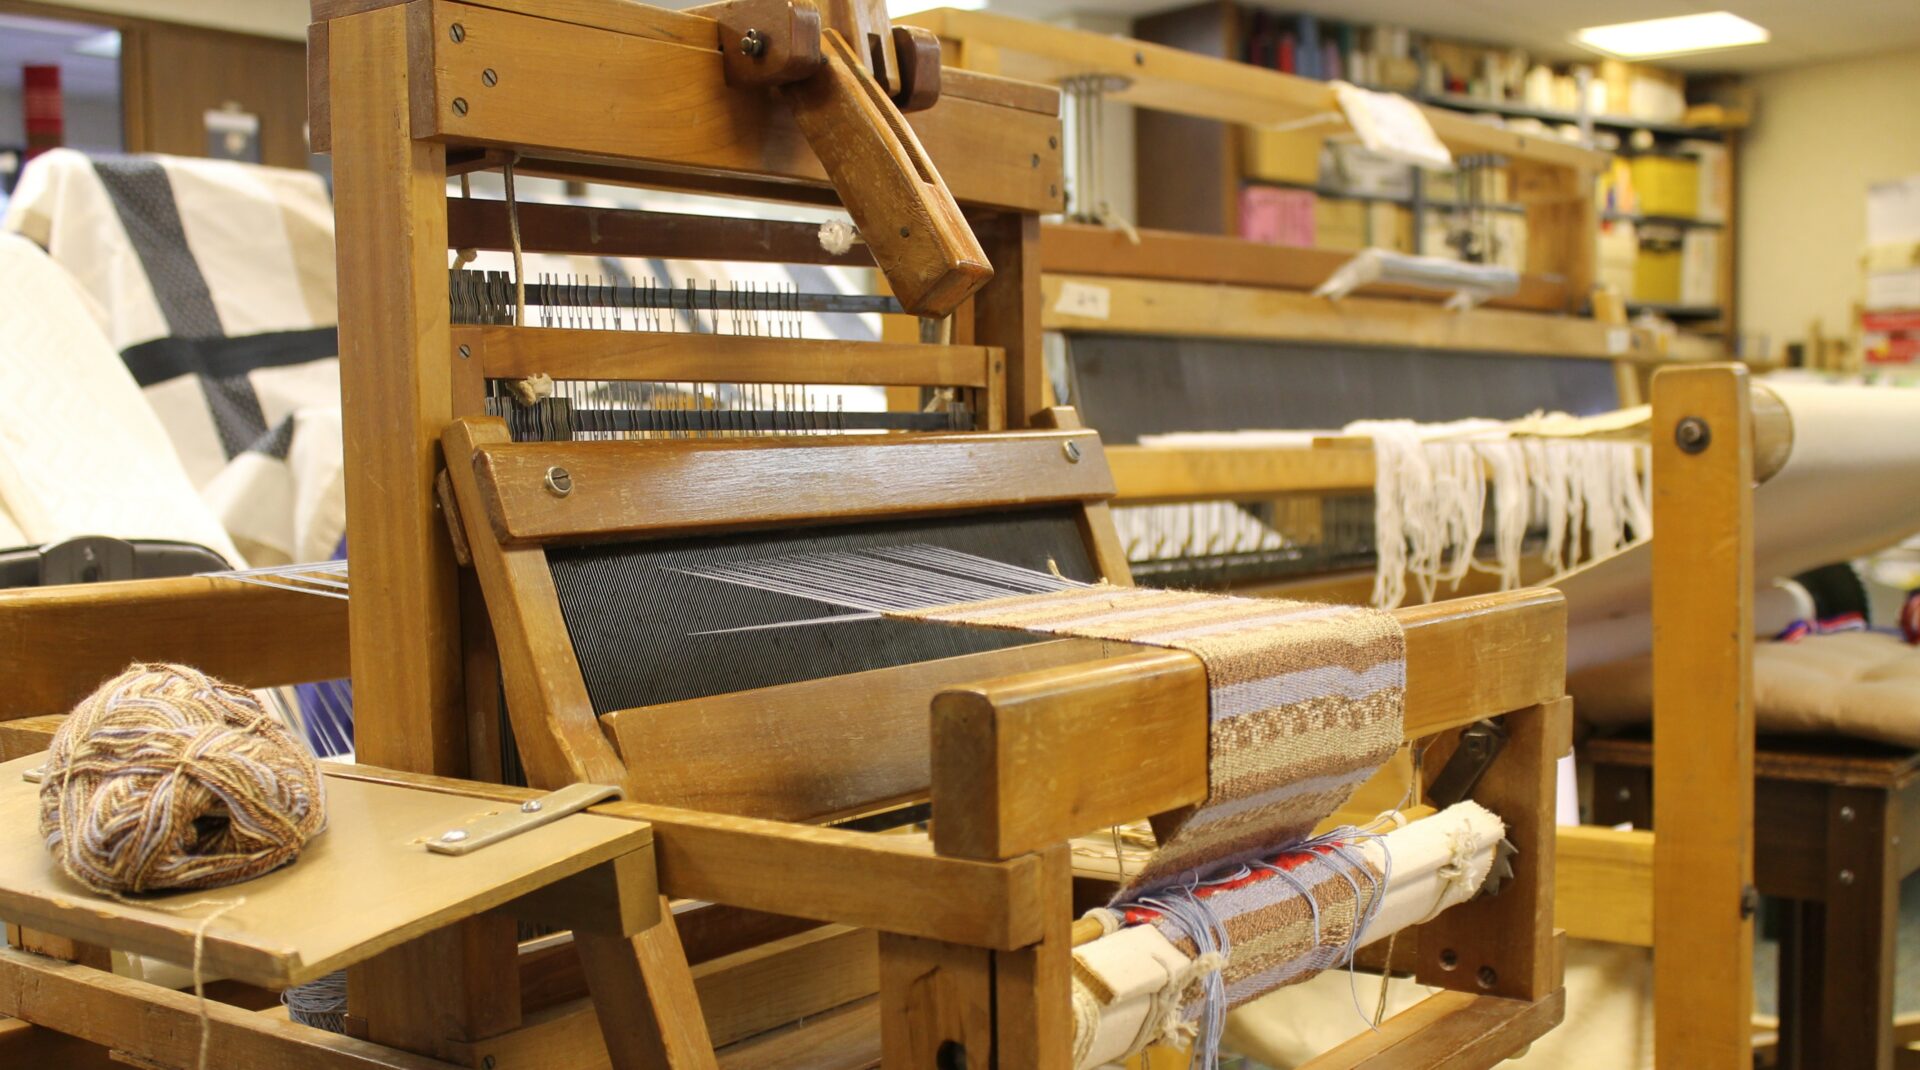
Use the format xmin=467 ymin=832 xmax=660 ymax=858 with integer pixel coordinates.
xmin=1591 ymin=732 xmax=1920 ymax=1070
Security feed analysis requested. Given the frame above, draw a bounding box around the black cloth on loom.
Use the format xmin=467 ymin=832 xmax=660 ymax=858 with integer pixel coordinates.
xmin=548 ymin=509 xmax=1096 ymax=715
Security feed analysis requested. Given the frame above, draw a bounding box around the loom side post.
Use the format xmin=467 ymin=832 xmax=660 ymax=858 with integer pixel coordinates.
xmin=1650 ymin=364 xmax=1756 ymax=1069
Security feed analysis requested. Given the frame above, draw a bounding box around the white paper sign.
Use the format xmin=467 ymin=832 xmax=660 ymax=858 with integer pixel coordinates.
xmin=1331 ymin=81 xmax=1452 ymax=172
xmin=1053 ymin=280 xmax=1111 ymax=321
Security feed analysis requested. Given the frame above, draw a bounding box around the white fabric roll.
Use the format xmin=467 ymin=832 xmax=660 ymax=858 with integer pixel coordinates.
xmin=1561 ymin=380 xmax=1920 ymax=671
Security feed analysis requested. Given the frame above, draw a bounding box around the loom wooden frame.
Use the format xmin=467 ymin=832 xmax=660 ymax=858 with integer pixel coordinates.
xmin=0 ymin=0 xmax=1571 ymax=1064
xmin=439 ymin=412 xmax=1574 ymax=1068
xmin=1075 ymin=365 xmax=1778 ymax=1068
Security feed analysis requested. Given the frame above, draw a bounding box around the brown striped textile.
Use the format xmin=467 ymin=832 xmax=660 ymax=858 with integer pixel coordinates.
xmin=903 ymin=585 xmax=1404 ymax=894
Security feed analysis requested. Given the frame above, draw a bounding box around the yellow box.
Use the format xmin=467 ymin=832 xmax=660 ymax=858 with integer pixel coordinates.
xmin=1243 ymin=128 xmax=1325 ymax=186
xmin=1315 ymin=197 xmax=1368 ymax=251
xmin=1633 ymin=244 xmax=1683 ymax=304
xmin=1628 ymin=156 xmax=1700 ymax=219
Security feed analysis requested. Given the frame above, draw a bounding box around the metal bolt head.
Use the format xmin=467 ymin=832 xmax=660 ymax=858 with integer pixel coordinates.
xmin=441 ymin=829 xmax=469 ymax=843
xmin=544 ymin=466 xmax=573 ymax=497
xmin=1062 ymin=440 xmax=1082 ymax=463
xmin=1839 ymin=868 xmax=1856 ymax=886
xmin=482 ymin=1057 xmax=496 ymax=1070
xmin=1675 ymin=416 xmax=1711 ymax=454
xmin=740 ymin=28 xmax=768 ymax=57
xmin=521 ymin=800 xmax=543 ymax=814
xmin=1616 ymin=786 xmax=1631 ymax=802
xmin=1437 ymin=947 xmax=1459 ymax=970
xmin=482 ymin=68 xmax=498 ymax=87
xmin=458 ymin=344 xmax=472 ymax=359
xmin=1476 ymin=965 xmax=1498 ymax=989
xmin=450 ymin=22 xmax=465 ymax=42
xmin=1049 ymin=135 xmax=1059 ymax=149
xmin=452 ymin=97 xmax=470 ymax=117
xmin=1840 ymin=805 xmax=1856 ymax=822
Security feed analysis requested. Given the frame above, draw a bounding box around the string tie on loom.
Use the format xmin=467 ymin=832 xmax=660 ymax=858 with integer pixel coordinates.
xmin=40 ymin=663 xmax=327 ymax=894
xmin=817 ymin=220 xmax=861 ymax=256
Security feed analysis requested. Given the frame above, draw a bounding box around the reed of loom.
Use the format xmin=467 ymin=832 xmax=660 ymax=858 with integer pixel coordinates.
xmin=0 ymin=3 xmax=1571 ymax=1069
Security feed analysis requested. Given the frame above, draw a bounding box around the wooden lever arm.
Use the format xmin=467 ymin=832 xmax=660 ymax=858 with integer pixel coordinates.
xmin=782 ymin=29 xmax=992 ymax=318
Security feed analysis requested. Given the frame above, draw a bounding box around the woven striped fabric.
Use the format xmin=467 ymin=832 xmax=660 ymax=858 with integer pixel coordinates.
xmin=1120 ymin=839 xmax=1385 ymax=1015
xmin=905 ymin=585 xmax=1404 ymax=894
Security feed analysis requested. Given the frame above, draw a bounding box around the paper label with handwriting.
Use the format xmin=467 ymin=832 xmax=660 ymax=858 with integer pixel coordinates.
xmin=1053 ymin=281 xmax=1112 ymax=321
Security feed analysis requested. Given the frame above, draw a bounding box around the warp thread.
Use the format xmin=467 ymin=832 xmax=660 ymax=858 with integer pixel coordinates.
xmin=1355 ymin=419 xmax=1652 ymax=608
xmin=40 ymin=663 xmax=328 ymax=895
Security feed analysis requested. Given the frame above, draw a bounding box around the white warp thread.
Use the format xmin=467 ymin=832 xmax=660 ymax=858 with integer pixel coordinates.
xmin=1357 ymin=419 xmax=1651 ymax=608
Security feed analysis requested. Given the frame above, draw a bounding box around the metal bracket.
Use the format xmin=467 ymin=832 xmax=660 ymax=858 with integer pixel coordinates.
xmin=1425 ymin=718 xmax=1509 ymax=808
xmin=425 ymin=783 xmax=622 ymax=855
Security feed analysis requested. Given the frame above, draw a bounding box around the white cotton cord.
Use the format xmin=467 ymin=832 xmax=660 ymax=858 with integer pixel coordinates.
xmin=1471 ymin=440 xmax=1528 ymax=590
xmin=503 ymin=154 xmax=526 ymax=326
xmin=1523 ymin=437 xmax=1572 ymax=571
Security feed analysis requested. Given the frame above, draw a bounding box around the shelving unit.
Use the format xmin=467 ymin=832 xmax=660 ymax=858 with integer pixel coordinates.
xmin=1132 ymin=1 xmax=1741 ymax=338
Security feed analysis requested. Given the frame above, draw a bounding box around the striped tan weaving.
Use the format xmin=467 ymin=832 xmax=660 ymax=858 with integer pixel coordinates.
xmin=904 ymin=585 xmax=1404 ymax=894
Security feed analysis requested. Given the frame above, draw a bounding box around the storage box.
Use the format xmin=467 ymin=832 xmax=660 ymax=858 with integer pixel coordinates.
xmin=1239 ymin=185 xmax=1316 ymax=247
xmin=1629 ymin=156 xmax=1700 ymax=219
xmin=1680 ymin=230 xmax=1719 ymax=307
xmin=1315 ymin=198 xmax=1368 ymax=251
xmin=1633 ymin=239 xmax=1683 ymax=305
xmin=1243 ymin=127 xmax=1326 ymax=186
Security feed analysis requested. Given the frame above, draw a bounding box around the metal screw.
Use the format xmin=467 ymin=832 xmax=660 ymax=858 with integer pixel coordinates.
xmin=482 ymin=1058 xmax=496 ymax=1070
xmin=1840 ymin=805 xmax=1856 ymax=822
xmin=1062 ymin=440 xmax=1082 ymax=463
xmin=1049 ymin=184 xmax=1059 ymax=198
xmin=441 ymin=829 xmax=469 ymax=843
xmin=740 ymin=28 xmax=767 ymax=57
xmin=1740 ymin=884 xmax=1759 ymax=918
xmin=1438 ymin=947 xmax=1459 ymax=970
xmin=1031 ymin=153 xmax=1040 ymax=168
xmin=1049 ymin=135 xmax=1058 ymax=149
xmin=1839 ymin=868 xmax=1856 ymax=886
xmin=452 ymin=97 xmax=470 ymax=117
xmin=1476 ymin=965 xmax=1498 ymax=989
xmin=1616 ymin=786 xmax=1631 ymax=801
xmin=458 ymin=344 xmax=472 ymax=359
xmin=1675 ymin=416 xmax=1711 ymax=454
xmin=521 ymin=800 xmax=543 ymax=814
xmin=544 ymin=466 xmax=573 ymax=497
xmin=450 ymin=23 xmax=465 ymax=42
xmin=1134 ymin=50 xmax=1145 ymax=65
xmin=899 ymin=226 xmax=911 ymax=238
xmin=482 ymin=68 xmax=498 ymax=87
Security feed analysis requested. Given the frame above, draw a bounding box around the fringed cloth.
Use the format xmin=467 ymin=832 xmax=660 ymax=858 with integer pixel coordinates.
xmin=680 ymin=548 xmax=1408 ymax=1067
xmin=900 ymin=585 xmax=1404 ymax=896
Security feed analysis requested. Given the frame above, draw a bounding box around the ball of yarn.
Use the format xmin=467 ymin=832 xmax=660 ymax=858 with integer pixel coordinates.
xmin=39 ymin=663 xmax=327 ymax=895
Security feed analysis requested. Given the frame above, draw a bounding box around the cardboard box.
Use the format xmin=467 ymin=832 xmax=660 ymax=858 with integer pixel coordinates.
xmin=1315 ymin=198 xmax=1368 ymax=251
xmin=1240 ymin=185 xmax=1316 ymax=247
xmin=1243 ymin=127 xmax=1326 ymax=186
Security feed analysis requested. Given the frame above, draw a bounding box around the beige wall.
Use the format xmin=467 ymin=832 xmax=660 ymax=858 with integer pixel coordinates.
xmin=1739 ymin=48 xmax=1920 ymax=355
xmin=44 ymin=0 xmax=307 ymax=40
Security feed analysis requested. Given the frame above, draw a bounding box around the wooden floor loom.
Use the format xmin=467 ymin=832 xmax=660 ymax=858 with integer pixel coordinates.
xmin=985 ymin=361 xmax=1783 ymax=1069
xmin=0 ymin=0 xmax=1569 ymax=1066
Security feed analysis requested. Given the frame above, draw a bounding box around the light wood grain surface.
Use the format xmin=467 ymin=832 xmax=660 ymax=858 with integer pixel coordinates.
xmin=0 ymin=754 xmax=650 ymax=988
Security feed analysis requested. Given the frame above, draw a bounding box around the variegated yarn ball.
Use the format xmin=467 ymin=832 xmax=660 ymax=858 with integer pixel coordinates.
xmin=39 ymin=663 xmax=327 ymax=895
